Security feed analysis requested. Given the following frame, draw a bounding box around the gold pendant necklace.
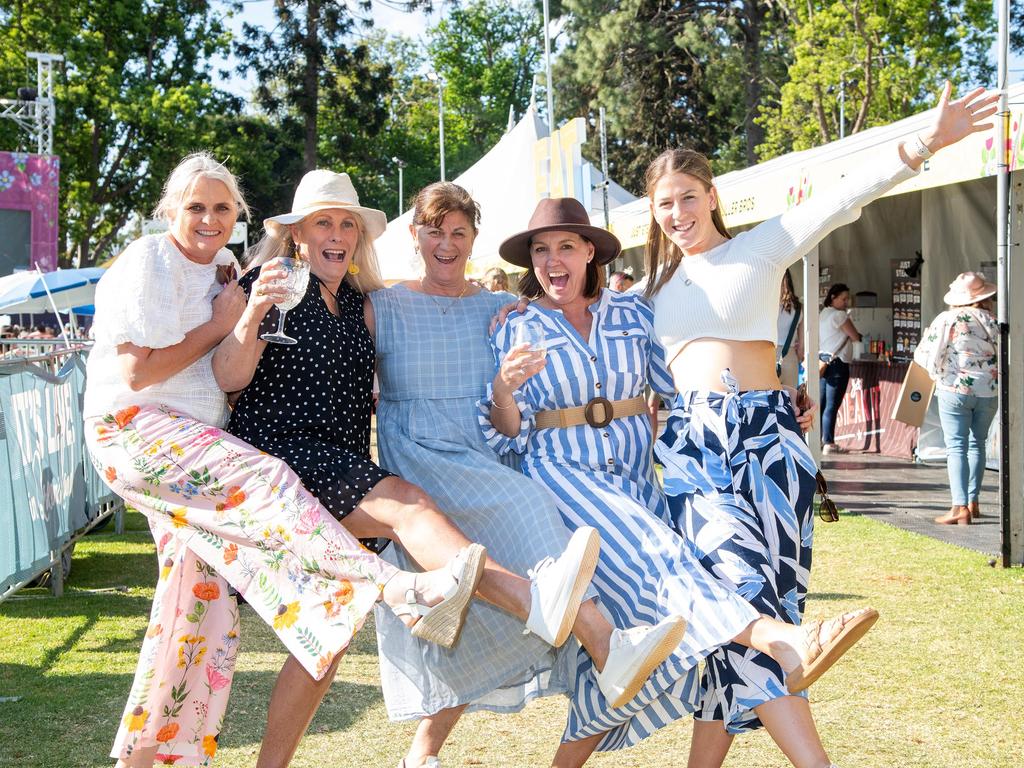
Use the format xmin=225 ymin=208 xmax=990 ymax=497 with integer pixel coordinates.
xmin=421 ymin=278 xmax=469 ymax=315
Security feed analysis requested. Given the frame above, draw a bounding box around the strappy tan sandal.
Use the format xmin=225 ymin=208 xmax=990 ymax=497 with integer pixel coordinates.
xmin=786 ymin=607 xmax=879 ymax=694
xmin=391 ymin=544 xmax=486 ymax=649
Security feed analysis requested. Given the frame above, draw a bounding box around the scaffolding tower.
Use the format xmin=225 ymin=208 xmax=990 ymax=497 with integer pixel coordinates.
xmin=0 ymin=52 xmax=64 ymax=155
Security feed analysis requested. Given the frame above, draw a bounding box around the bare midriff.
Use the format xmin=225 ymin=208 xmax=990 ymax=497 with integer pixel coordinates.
xmin=668 ymin=338 xmax=782 ymax=393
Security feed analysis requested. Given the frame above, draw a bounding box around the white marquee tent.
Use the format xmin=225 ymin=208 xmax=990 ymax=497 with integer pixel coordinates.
xmin=374 ymin=105 xmax=635 ymax=282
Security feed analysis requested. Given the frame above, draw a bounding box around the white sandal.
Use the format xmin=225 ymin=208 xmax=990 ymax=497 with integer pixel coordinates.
xmin=391 ymin=543 xmax=486 ymax=649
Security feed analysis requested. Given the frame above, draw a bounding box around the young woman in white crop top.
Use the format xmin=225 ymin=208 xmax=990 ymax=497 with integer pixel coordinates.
xmin=643 ymin=83 xmax=998 ymax=768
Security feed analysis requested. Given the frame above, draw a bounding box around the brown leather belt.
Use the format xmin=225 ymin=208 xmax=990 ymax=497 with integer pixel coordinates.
xmin=534 ymin=395 xmax=647 ymax=430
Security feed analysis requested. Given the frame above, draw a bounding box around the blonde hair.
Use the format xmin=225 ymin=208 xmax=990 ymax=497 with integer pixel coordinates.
xmin=246 ymin=211 xmax=385 ymax=295
xmin=642 ymin=148 xmax=731 ymax=299
xmin=153 ymin=152 xmax=251 ymax=222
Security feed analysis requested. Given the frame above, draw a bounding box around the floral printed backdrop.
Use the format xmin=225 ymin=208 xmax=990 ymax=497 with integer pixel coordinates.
xmin=0 ymin=152 xmax=59 ymax=272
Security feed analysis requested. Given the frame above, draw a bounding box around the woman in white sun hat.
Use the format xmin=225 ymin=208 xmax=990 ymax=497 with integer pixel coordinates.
xmin=914 ymin=271 xmax=999 ymax=525
xmin=212 ymin=171 xmax=679 ymax=768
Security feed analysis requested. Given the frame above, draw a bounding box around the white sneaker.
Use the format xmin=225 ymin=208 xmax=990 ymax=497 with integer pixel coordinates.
xmin=398 ymin=759 xmax=440 ymax=768
xmin=524 ymin=527 xmax=600 ymax=647
xmin=597 ymin=616 xmax=687 ymax=708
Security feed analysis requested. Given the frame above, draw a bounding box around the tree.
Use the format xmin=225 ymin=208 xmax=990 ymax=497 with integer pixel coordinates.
xmin=757 ymin=0 xmax=995 ymax=159
xmin=554 ymin=0 xmax=730 ymax=192
xmin=0 ymin=0 xmax=241 ymax=265
xmin=235 ymin=0 xmax=430 ymax=173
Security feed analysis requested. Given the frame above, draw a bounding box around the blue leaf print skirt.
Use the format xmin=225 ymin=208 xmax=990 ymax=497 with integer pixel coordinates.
xmin=656 ymin=382 xmax=817 ymax=734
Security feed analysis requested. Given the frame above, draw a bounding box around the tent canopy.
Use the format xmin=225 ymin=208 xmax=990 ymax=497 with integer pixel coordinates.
xmin=374 ymin=106 xmax=635 ymax=282
xmin=0 ymin=268 xmax=105 ymax=314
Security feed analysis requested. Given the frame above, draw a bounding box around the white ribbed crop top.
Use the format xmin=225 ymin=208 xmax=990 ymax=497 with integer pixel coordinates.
xmin=648 ymin=149 xmax=918 ymax=364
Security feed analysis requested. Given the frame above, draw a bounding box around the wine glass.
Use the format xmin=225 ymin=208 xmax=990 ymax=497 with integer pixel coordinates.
xmin=512 ymin=320 xmax=547 ymax=365
xmin=260 ymin=257 xmax=310 ymax=345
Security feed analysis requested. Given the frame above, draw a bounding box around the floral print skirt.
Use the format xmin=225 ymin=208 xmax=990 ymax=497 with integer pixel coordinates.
xmin=86 ymin=405 xmax=396 ymax=765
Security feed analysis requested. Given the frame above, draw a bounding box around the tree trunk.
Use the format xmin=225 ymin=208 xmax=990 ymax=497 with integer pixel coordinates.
xmin=740 ymin=0 xmax=767 ymax=165
xmin=303 ymin=0 xmax=320 ymax=172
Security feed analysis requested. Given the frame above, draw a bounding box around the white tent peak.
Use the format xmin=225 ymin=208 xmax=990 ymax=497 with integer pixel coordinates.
xmin=374 ymin=104 xmax=634 ymax=282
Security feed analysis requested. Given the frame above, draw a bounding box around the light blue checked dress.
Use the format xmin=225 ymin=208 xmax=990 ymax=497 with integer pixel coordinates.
xmin=370 ymin=284 xmax=583 ymax=721
xmin=478 ymin=289 xmax=759 ymax=752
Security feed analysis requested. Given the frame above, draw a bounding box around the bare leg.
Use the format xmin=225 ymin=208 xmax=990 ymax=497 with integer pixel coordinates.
xmin=550 ymin=733 xmax=602 ymax=768
xmin=115 ymin=746 xmax=158 ymax=768
xmin=345 ymin=477 xmax=531 ymax=618
xmin=403 ymin=705 xmax=468 ymax=767
xmin=754 ymin=696 xmax=830 ymax=768
xmin=687 ymin=720 xmax=734 ymax=768
xmin=256 ymin=652 xmax=344 ymax=768
xmin=569 ymin=600 xmax=612 ymax=670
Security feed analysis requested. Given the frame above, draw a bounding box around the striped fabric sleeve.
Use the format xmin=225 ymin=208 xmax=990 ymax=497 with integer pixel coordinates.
xmin=476 ymin=319 xmax=536 ymax=455
xmin=634 ymin=296 xmax=677 ymax=401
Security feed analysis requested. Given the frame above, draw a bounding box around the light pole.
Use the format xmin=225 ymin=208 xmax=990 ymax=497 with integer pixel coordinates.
xmin=427 ymin=72 xmax=446 ymax=181
xmin=391 ymin=157 xmax=406 ymax=216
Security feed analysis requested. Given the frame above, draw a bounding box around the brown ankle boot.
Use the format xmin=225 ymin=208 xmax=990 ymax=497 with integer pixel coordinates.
xmin=934 ymin=506 xmax=971 ymax=525
xmin=968 ymin=501 xmax=981 ymax=519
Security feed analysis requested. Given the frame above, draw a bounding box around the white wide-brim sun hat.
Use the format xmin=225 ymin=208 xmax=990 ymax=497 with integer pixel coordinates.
xmin=943 ymin=271 xmax=997 ymax=306
xmin=264 ymin=169 xmax=388 ymax=241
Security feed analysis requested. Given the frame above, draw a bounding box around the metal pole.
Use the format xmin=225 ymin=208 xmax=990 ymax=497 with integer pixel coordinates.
xmin=438 ymin=79 xmax=446 ymax=182
xmin=599 ymin=107 xmax=610 ymax=231
xmin=996 ymin=0 xmax=1012 ymax=566
xmin=542 ymin=0 xmax=555 ymax=129
xmin=839 ymin=78 xmax=845 ymax=141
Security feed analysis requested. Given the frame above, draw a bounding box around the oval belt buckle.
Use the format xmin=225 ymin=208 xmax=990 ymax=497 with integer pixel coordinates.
xmin=584 ymin=396 xmax=614 ymax=428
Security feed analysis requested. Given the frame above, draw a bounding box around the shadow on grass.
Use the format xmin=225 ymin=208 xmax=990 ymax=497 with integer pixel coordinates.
xmin=806 ymin=592 xmax=866 ymax=601
xmin=0 ymin=663 xmax=383 ymax=768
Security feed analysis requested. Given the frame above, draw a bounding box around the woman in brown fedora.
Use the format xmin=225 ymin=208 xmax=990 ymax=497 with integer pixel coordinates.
xmin=914 ymin=271 xmax=999 ymax=525
xmin=642 ymin=83 xmax=997 ymax=767
xmin=481 ymin=197 xmax=879 ymax=766
xmin=212 ymin=173 xmax=675 ymax=768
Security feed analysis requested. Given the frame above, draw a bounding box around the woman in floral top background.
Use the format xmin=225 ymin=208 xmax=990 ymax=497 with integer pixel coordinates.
xmin=914 ymin=272 xmax=998 ymax=526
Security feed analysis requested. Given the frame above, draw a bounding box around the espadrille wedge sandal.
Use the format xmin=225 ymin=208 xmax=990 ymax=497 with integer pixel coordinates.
xmin=392 ymin=543 xmax=486 ymax=649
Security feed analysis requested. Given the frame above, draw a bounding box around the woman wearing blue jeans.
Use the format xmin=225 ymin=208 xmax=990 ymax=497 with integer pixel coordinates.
xmin=914 ymin=272 xmax=999 ymax=525
xmin=818 ymin=284 xmax=862 ymax=454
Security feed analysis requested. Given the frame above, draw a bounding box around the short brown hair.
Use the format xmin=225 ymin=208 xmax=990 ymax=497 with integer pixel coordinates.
xmin=643 ymin=148 xmax=731 ymax=299
xmin=412 ymin=182 xmax=481 ymax=232
xmin=517 ymin=234 xmax=605 ymax=300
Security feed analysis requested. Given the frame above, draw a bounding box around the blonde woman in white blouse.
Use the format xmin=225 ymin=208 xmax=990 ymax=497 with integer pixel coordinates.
xmin=641 ymin=84 xmax=997 ymax=768
xmin=84 ymin=153 xmax=499 ymax=768
xmin=914 ymin=272 xmax=998 ymax=526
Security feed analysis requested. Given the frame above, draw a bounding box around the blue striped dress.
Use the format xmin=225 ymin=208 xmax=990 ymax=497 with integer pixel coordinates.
xmin=370 ymin=285 xmax=584 ymax=721
xmin=478 ymin=289 xmax=759 ymax=751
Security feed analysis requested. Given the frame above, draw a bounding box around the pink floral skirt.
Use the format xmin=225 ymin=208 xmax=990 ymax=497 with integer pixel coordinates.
xmin=86 ymin=404 xmax=397 ymax=766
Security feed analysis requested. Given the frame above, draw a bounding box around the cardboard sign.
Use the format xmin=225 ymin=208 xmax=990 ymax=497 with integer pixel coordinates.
xmin=891 ymin=360 xmax=935 ymax=428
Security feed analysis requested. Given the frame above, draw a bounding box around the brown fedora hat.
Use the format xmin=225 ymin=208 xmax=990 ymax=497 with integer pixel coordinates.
xmin=498 ymin=197 xmax=621 ymax=268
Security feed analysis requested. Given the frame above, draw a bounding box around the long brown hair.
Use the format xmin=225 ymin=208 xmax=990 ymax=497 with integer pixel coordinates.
xmin=780 ymin=268 xmax=802 ymax=314
xmin=643 ymin=148 xmax=731 ymax=299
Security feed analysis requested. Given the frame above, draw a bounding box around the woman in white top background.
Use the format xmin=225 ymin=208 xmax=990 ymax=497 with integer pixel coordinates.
xmin=818 ymin=283 xmax=863 ymax=454
xmin=641 ymin=83 xmax=997 ymax=768
xmin=914 ymin=272 xmax=999 ymax=526
xmin=776 ymin=268 xmax=804 ymax=388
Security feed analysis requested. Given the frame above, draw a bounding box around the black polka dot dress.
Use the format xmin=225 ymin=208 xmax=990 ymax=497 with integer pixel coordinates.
xmin=229 ymin=267 xmax=393 ymax=550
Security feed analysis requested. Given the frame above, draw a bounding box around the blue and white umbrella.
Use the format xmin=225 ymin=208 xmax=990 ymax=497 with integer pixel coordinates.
xmin=0 ymin=268 xmax=105 ymax=314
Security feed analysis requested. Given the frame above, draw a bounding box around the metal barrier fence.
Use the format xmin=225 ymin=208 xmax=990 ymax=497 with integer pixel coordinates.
xmin=0 ymin=340 xmax=122 ymax=602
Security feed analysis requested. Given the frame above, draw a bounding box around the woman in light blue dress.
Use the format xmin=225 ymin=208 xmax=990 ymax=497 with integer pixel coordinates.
xmin=480 ymin=198 xmax=879 ymax=766
xmin=369 ymin=183 xmax=683 ymax=768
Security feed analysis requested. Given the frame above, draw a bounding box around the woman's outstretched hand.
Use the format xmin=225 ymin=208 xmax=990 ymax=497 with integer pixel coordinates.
xmin=919 ymin=82 xmax=1000 ymax=155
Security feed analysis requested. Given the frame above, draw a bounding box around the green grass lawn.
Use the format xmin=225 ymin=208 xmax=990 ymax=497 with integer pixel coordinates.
xmin=1 ymin=509 xmax=1021 ymax=768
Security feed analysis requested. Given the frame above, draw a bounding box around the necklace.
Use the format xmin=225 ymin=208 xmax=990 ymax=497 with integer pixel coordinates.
xmin=319 ymin=278 xmax=342 ymax=315
xmin=420 ymin=278 xmax=469 ymax=315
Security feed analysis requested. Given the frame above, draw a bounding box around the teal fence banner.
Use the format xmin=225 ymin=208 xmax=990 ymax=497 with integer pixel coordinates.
xmin=0 ymin=353 xmax=116 ymax=597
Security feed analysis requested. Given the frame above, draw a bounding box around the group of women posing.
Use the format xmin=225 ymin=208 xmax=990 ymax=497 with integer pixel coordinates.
xmin=85 ymin=83 xmax=997 ymax=768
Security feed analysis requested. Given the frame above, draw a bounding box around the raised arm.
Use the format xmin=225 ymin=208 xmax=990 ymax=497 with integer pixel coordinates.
xmin=745 ymin=83 xmax=999 ymax=269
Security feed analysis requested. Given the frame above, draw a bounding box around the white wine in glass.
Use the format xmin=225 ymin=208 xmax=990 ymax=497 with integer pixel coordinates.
xmin=512 ymin=320 xmax=547 ymax=365
xmin=261 ymin=257 xmax=310 ymax=345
